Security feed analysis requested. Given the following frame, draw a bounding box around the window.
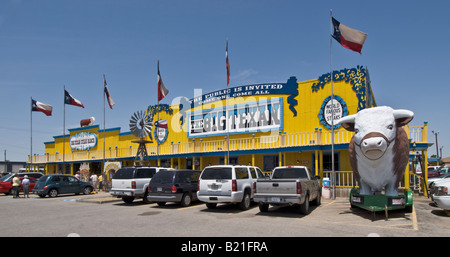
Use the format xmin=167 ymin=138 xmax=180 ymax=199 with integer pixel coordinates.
xmin=272 ymin=167 xmax=308 ymax=179
xmin=152 ymin=171 xmax=175 ymax=184
xmin=235 ymin=168 xmax=249 ymax=179
xmin=311 ymin=152 xmax=340 ymax=174
xmin=255 ymin=168 xmax=265 ymax=178
xmin=322 ymin=153 xmax=339 ymax=171
xmin=113 ymin=168 xmax=135 ymax=179
xmin=51 ymin=176 xmax=61 ymax=182
xmin=135 ymin=168 xmax=156 ymax=179
xmin=177 ymin=171 xmax=197 ymax=183
xmin=250 ymin=168 xmax=257 ymax=179
xmin=263 ymin=155 xmax=279 ymax=171
xmin=201 ymin=168 xmax=232 ymax=180
xmin=38 ymin=175 xmax=49 ymax=183
xmin=219 ymin=157 xmax=238 ymax=165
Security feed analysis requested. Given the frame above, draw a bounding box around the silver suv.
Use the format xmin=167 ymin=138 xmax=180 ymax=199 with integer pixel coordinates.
xmin=197 ymin=165 xmax=265 ymax=210
xmin=110 ymin=166 xmax=172 ymax=204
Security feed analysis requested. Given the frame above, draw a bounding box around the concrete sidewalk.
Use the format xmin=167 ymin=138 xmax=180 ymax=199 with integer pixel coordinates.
xmin=76 ymin=191 xmax=122 ymax=204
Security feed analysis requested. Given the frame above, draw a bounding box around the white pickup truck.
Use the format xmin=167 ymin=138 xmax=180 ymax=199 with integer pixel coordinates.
xmin=253 ymin=166 xmax=321 ymax=215
xmin=110 ymin=166 xmax=172 ymax=204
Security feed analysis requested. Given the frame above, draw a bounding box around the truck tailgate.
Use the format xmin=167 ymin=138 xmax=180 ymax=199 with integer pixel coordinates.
xmin=111 ymin=179 xmax=133 ymax=190
xmin=255 ymin=179 xmax=298 ymax=195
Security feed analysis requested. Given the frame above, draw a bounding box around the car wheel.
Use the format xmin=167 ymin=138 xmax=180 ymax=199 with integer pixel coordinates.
xmin=259 ymin=203 xmax=269 ymax=212
xmin=142 ymin=189 xmax=151 ymax=204
xmin=299 ymin=195 xmax=310 ymax=215
xmin=313 ymin=193 xmax=321 ymax=206
xmin=206 ymin=203 xmax=217 ymax=209
xmin=180 ymin=192 xmax=192 ymax=207
xmin=83 ymin=186 xmax=92 ymax=195
xmin=239 ymin=191 xmax=251 ymax=210
xmin=122 ymin=196 xmax=135 ymax=204
xmin=48 ymin=189 xmax=58 ymax=198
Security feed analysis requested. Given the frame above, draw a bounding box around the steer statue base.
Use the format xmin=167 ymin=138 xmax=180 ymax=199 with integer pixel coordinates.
xmin=337 ymin=106 xmax=414 ymax=218
xmin=349 ymin=188 xmax=413 ymax=219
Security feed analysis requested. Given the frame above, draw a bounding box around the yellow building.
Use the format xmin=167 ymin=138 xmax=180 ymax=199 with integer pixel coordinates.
xmin=28 ymin=66 xmax=429 ymax=191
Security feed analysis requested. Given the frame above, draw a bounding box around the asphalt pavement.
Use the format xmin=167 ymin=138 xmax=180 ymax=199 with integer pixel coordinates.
xmin=0 ymin=191 xmax=448 ymax=238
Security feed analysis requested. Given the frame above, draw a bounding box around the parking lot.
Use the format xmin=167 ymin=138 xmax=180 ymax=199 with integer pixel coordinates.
xmin=0 ymin=192 xmax=448 ymax=238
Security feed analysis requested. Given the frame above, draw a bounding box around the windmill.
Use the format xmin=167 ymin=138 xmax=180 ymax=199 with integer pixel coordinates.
xmin=129 ymin=110 xmax=153 ymax=166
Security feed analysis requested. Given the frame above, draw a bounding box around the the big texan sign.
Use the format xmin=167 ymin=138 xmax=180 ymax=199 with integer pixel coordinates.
xmin=188 ymin=98 xmax=283 ymax=138
xmin=180 ymin=77 xmax=299 ymax=138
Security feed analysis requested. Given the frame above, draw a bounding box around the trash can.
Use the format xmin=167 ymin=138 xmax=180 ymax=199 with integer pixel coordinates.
xmin=322 ymin=177 xmax=331 ymax=199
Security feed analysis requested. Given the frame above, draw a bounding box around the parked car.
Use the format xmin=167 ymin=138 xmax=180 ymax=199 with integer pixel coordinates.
xmin=431 ymin=179 xmax=450 ymax=214
xmin=110 ymin=166 xmax=173 ymax=204
xmin=428 ymin=173 xmax=450 ymax=188
xmin=197 ymin=165 xmax=265 ymax=210
xmin=0 ymin=176 xmax=38 ymax=195
xmin=253 ymin=166 xmax=321 ymax=215
xmin=0 ymin=172 xmax=43 ymax=182
xmin=439 ymin=166 xmax=450 ymax=175
xmin=33 ymin=174 xmax=93 ymax=198
xmin=428 ymin=166 xmax=442 ymax=178
xmin=147 ymin=169 xmax=201 ymax=207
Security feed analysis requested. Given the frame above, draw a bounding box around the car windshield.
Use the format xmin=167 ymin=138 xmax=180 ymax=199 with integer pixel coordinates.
xmin=439 ymin=173 xmax=450 ymax=179
xmin=272 ymin=168 xmax=308 ymax=179
xmin=151 ymin=170 xmax=174 ymax=184
xmin=0 ymin=174 xmax=12 ymax=181
xmin=201 ymin=167 xmax=232 ymax=180
xmin=113 ymin=168 xmax=135 ymax=179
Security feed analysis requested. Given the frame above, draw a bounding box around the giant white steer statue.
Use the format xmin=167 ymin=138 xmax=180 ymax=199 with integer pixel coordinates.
xmin=337 ymin=106 xmax=414 ymax=196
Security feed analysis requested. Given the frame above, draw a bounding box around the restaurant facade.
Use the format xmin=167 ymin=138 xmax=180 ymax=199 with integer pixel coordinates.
xmin=27 ymin=66 xmax=430 ymax=191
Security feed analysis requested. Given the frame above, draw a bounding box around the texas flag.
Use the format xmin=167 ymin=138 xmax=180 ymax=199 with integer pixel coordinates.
xmin=104 ymin=77 xmax=115 ymax=109
xmin=64 ymin=90 xmax=84 ymax=108
xmin=32 ymin=99 xmax=53 ymax=116
xmin=157 ymin=60 xmax=169 ymax=102
xmin=154 ymin=119 xmax=168 ymax=129
xmin=332 ymin=17 xmax=367 ymax=54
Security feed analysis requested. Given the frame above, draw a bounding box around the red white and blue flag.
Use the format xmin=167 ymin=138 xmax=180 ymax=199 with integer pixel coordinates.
xmin=64 ymin=90 xmax=84 ymax=108
xmin=104 ymin=77 xmax=115 ymax=109
xmin=226 ymin=39 xmax=230 ymax=85
xmin=157 ymin=60 xmax=169 ymax=102
xmin=154 ymin=119 xmax=168 ymax=129
xmin=332 ymin=17 xmax=367 ymax=54
xmin=32 ymin=99 xmax=53 ymax=116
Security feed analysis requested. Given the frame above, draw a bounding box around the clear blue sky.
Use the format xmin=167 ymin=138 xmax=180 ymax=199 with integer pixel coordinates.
xmin=1 ymin=0 xmax=449 ymax=161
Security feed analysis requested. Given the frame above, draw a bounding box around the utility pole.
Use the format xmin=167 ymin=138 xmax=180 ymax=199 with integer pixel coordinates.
xmin=432 ymin=130 xmax=440 ymax=160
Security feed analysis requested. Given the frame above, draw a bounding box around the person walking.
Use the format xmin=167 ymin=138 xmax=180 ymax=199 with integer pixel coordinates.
xmin=98 ymin=173 xmax=103 ymax=191
xmin=90 ymin=173 xmax=98 ymax=192
xmin=12 ymin=174 xmax=21 ymax=198
xmin=22 ymin=175 xmax=30 ymax=198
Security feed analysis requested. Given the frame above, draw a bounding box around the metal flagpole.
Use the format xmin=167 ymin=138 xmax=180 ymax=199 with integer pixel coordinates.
xmin=63 ymin=85 xmax=66 ymax=174
xmin=30 ymin=97 xmax=33 ymax=171
xmin=157 ymin=60 xmax=160 ymax=167
xmin=330 ymin=9 xmax=336 ymax=200
xmin=226 ymin=39 xmax=230 ymax=165
xmin=103 ymin=74 xmax=106 ymax=174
